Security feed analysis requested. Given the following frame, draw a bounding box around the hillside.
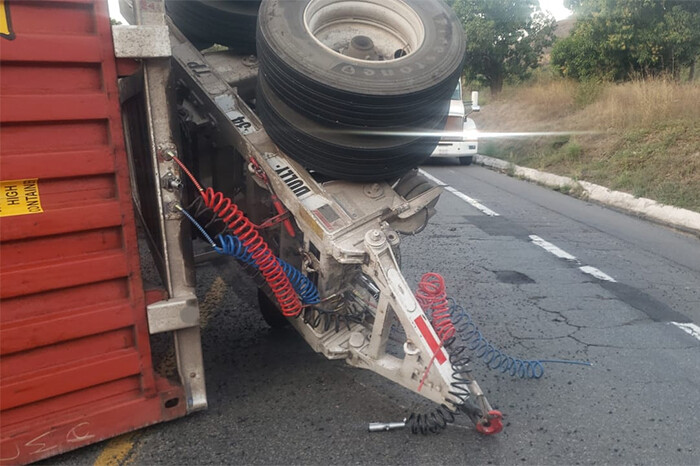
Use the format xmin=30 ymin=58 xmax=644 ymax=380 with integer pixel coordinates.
xmin=554 ymin=17 xmax=576 ymax=40
xmin=541 ymin=18 xmax=576 ymax=65
xmin=475 ymin=78 xmax=700 ymax=212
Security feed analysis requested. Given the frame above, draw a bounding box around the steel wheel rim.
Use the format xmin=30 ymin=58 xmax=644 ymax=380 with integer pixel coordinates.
xmin=303 ymin=0 xmax=425 ymax=63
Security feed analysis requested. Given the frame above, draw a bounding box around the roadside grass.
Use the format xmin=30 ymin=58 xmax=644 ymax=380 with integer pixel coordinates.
xmin=475 ymin=77 xmax=700 ymax=212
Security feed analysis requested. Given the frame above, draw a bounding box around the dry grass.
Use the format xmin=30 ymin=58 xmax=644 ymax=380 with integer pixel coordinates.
xmin=589 ymin=78 xmax=700 ymax=128
xmin=476 ymin=77 xmax=700 ymax=211
xmin=506 ymin=79 xmax=577 ymax=120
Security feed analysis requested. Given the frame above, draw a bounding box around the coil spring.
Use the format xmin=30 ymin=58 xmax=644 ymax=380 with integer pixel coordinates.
xmin=406 ymin=273 xmax=476 ymax=435
xmin=201 ymin=187 xmax=301 ymax=317
xmin=448 ymin=300 xmax=545 ymax=379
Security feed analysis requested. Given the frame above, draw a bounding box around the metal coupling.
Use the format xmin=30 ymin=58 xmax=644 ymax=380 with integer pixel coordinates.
xmin=162 ymin=171 xmax=183 ymax=191
xmin=368 ymin=421 xmax=406 ymax=432
xmin=160 ymin=148 xmax=177 ymax=161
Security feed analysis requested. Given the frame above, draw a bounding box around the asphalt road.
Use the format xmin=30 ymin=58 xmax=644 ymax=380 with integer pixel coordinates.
xmin=47 ymin=160 xmax=700 ymax=465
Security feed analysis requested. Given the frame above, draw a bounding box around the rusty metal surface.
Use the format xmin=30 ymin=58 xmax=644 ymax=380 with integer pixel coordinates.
xmin=0 ymin=1 xmax=186 ymax=463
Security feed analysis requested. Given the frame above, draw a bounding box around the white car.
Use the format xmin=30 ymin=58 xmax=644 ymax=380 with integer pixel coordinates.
xmin=430 ymin=81 xmax=478 ymax=165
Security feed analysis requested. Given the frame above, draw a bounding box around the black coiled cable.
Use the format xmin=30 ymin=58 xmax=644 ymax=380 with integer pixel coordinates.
xmin=301 ymin=295 xmax=369 ymax=333
xmin=187 ymin=196 xmax=227 ymax=238
xmin=406 ymin=273 xmax=480 ymax=434
xmin=405 ymin=336 xmax=479 ymax=434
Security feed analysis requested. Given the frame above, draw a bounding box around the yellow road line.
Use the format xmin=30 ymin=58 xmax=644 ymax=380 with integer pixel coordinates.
xmin=93 ymin=433 xmax=139 ymax=466
xmin=93 ymin=276 xmax=227 ymax=466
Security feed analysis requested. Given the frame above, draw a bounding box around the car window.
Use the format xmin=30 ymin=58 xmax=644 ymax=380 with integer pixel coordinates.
xmin=451 ymin=83 xmax=461 ymax=101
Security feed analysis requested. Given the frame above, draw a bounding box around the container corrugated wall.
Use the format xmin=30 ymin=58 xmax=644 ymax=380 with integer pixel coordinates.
xmin=0 ymin=1 xmax=186 ymax=463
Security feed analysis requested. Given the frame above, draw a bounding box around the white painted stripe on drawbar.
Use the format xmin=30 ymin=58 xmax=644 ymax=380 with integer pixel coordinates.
xmin=671 ymin=322 xmax=700 ymax=342
xmin=529 ymin=235 xmax=577 ymax=261
xmin=418 ymin=170 xmax=500 ymax=217
xmin=579 ymin=266 xmax=616 ymax=282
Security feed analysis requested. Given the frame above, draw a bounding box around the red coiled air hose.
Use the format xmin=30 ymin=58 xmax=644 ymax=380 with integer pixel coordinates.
xmin=201 ymin=187 xmax=301 ymax=317
xmin=415 ymin=273 xmax=455 ymax=342
xmin=169 ymin=154 xmax=301 ymax=317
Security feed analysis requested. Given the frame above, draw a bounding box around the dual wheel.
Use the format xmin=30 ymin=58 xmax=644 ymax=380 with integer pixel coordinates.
xmin=256 ymin=0 xmax=466 ymax=181
xmin=170 ymin=0 xmax=466 ymax=181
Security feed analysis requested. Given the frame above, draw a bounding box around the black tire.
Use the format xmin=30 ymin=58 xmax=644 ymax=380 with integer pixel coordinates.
xmin=459 ymin=155 xmax=473 ymax=166
xmin=166 ymin=0 xmax=260 ymax=53
xmin=394 ymin=169 xmax=437 ymax=205
xmin=256 ymin=0 xmax=465 ymax=181
xmin=257 ymin=76 xmax=443 ymax=181
xmin=391 ymin=169 xmax=438 ymax=234
xmin=257 ymin=287 xmax=290 ymax=329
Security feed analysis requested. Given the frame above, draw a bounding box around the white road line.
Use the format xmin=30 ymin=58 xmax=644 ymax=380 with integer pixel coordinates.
xmin=529 ymin=235 xmax=578 ymax=261
xmin=530 ymin=235 xmax=619 ymax=281
xmin=578 ymin=266 xmax=617 ymax=282
xmin=418 ymin=169 xmax=500 ymax=217
xmin=416 ymin=171 xmax=620 ymax=284
xmin=529 ymin=234 xmax=696 ymax=334
xmin=671 ymin=322 xmax=700 ymax=342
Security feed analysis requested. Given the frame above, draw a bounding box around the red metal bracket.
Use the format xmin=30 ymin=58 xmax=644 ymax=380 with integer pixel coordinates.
xmin=256 ymin=209 xmax=292 ymax=230
xmin=249 ymin=158 xmax=296 ymax=237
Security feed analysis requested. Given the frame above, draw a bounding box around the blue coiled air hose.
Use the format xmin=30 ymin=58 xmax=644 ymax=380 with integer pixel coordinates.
xmin=178 ymin=205 xmax=320 ymax=305
xmin=448 ymin=298 xmax=591 ymax=378
xmin=216 ymin=233 xmax=320 ymax=305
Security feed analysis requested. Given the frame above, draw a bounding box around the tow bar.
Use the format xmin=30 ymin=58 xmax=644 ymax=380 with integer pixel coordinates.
xmin=167 ymin=20 xmax=501 ymax=435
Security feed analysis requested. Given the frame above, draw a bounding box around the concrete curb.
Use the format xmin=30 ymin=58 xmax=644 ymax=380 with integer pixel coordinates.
xmin=474 ymin=154 xmax=700 ymax=236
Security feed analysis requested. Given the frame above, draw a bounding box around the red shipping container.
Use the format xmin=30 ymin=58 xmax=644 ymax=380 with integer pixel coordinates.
xmin=0 ymin=0 xmax=186 ymax=463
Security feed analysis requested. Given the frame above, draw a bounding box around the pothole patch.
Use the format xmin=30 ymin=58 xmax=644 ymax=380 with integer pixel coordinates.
xmin=494 ymin=270 xmax=536 ymax=285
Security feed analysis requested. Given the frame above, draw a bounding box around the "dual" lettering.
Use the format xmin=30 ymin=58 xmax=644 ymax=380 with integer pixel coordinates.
xmin=274 ymin=166 xmax=311 ymax=197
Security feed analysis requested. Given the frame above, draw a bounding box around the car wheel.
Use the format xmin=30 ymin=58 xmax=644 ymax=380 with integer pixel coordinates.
xmin=256 ymin=0 xmax=465 ymax=181
xmin=459 ymin=156 xmax=473 ymax=166
xmin=166 ymin=0 xmax=260 ymax=53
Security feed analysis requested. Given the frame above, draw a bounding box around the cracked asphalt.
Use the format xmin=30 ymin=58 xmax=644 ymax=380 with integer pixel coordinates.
xmin=47 ymin=162 xmax=700 ymax=465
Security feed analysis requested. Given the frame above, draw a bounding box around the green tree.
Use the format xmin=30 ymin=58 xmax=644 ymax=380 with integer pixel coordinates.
xmin=449 ymin=0 xmax=556 ymax=95
xmin=552 ymin=0 xmax=700 ymax=80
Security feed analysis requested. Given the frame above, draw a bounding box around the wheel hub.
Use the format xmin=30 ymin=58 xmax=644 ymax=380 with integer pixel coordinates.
xmin=346 ymin=35 xmax=378 ymax=60
xmin=303 ymin=0 xmax=425 ymax=63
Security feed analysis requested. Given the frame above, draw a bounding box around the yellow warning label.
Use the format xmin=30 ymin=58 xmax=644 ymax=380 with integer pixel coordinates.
xmin=0 ymin=179 xmax=43 ymax=217
xmin=0 ymin=0 xmax=15 ymax=40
